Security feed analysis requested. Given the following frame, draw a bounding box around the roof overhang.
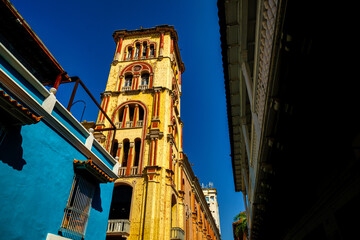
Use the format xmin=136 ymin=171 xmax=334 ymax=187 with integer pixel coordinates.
xmin=0 ymin=89 xmax=42 ymax=125
xmin=218 ymin=0 xmax=257 ymax=192
xmin=0 ymin=0 xmax=72 ymax=86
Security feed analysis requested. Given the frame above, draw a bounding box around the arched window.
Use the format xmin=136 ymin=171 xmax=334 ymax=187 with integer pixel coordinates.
xmin=134 ymin=43 xmax=140 ymax=58
xmin=111 ymin=139 xmax=118 ymax=158
xmin=126 ymin=47 xmax=133 ymax=60
xmin=149 ymin=44 xmax=155 ymax=57
xmin=117 ymin=103 xmax=145 ymax=128
xmin=134 ymin=138 xmax=141 ymax=167
xmin=140 ymin=73 xmax=149 ymax=87
xmin=124 ymin=75 xmax=132 ymax=87
xmin=108 ymin=185 xmax=132 ymax=220
xmin=142 ymin=42 xmax=147 ymax=57
xmin=122 ymin=139 xmax=130 ymax=168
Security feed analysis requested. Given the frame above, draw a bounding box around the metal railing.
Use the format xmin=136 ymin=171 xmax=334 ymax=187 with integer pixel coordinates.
xmin=107 ymin=219 xmax=130 ymax=234
xmin=170 ymin=227 xmax=185 ymax=240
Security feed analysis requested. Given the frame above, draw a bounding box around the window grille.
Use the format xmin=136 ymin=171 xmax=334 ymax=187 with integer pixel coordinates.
xmin=59 ymin=175 xmax=95 ymax=240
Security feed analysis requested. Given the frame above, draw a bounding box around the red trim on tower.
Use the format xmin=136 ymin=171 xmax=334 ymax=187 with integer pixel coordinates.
xmin=121 ymin=106 xmax=128 ymax=128
xmin=118 ymin=76 xmax=123 ymax=91
xmin=179 ymin=70 xmax=182 ymax=85
xmin=135 ymin=76 xmax=139 ymax=90
xmin=105 ymin=130 xmax=112 ymax=151
xmin=108 ymin=101 xmax=148 ymax=173
xmin=126 ymin=145 xmax=133 ymax=175
xmin=160 ymin=32 xmax=164 ymax=49
xmin=170 ymin=38 xmax=174 ymax=54
xmin=132 ymin=105 xmax=138 ymax=128
xmin=153 ymin=139 xmax=158 ymax=166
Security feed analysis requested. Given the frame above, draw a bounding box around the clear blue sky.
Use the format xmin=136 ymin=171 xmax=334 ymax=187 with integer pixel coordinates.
xmin=10 ymin=0 xmax=244 ymax=239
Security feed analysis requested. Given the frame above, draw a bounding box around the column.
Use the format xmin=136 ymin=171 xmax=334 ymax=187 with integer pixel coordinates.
xmin=125 ymin=142 xmax=134 ymax=175
xmin=121 ymin=105 xmax=129 ymax=128
xmin=132 ymin=104 xmax=139 ymax=127
xmin=114 ymin=36 xmax=124 ymax=61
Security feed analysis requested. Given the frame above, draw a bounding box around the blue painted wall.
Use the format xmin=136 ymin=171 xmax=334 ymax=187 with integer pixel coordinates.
xmin=0 ymin=119 xmax=114 ymax=240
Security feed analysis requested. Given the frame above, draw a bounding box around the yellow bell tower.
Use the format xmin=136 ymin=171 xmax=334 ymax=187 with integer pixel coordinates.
xmin=96 ymin=25 xmax=221 ymax=240
xmin=96 ymin=25 xmax=185 ymax=240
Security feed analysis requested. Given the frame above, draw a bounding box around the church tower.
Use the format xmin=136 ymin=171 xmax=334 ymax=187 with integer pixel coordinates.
xmin=95 ymin=25 xmax=221 ymax=240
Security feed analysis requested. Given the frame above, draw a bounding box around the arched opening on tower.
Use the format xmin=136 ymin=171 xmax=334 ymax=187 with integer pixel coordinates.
xmin=122 ymin=139 xmax=130 ymax=168
xmin=140 ymin=73 xmax=149 ymax=86
xmin=134 ymin=138 xmax=141 ymax=168
xmin=108 ymin=185 xmax=133 ymax=220
xmin=138 ymin=106 xmax=144 ymax=121
xmin=106 ymin=185 xmax=133 ymax=240
xmin=111 ymin=139 xmax=118 ymax=158
xmin=116 ymin=103 xmax=146 ymax=128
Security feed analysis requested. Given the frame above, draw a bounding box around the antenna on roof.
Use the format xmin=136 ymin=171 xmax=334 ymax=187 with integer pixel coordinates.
xmin=209 ymin=182 xmax=213 ymax=188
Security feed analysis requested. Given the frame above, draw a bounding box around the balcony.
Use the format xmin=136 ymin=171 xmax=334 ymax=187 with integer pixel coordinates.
xmin=118 ymin=166 xmax=138 ymax=176
xmin=107 ymin=219 xmax=130 ymax=235
xmin=171 ymin=227 xmax=185 ymax=240
xmin=139 ymin=85 xmax=148 ymax=90
xmin=125 ymin=121 xmax=133 ymax=128
xmin=118 ymin=167 xmax=126 ymax=176
xmin=136 ymin=120 xmax=143 ymax=127
xmin=122 ymin=86 xmax=131 ymax=91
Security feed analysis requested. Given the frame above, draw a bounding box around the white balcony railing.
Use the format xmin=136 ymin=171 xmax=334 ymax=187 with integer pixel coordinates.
xmin=122 ymin=86 xmax=131 ymax=91
xmin=118 ymin=167 xmax=126 ymax=176
xmin=139 ymin=85 xmax=148 ymax=90
xmin=131 ymin=166 xmax=138 ymax=175
xmin=136 ymin=120 xmax=143 ymax=127
xmin=107 ymin=219 xmax=130 ymax=234
xmin=125 ymin=121 xmax=133 ymax=128
xmin=170 ymin=227 xmax=185 ymax=240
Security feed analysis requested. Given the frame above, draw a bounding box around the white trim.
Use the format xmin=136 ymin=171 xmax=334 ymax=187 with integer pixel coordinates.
xmin=0 ymin=44 xmax=118 ymax=179
xmin=46 ymin=233 xmax=71 ymax=240
xmin=42 ymin=91 xmax=57 ymax=113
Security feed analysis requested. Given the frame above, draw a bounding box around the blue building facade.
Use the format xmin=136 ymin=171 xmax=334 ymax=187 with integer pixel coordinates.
xmin=0 ymin=1 xmax=118 ymax=239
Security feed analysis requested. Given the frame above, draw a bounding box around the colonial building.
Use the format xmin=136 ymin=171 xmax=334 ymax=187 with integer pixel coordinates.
xmin=203 ymin=187 xmax=221 ymax=233
xmin=0 ymin=1 xmax=118 ymax=240
xmin=218 ymin=0 xmax=360 ymax=239
xmin=93 ymin=26 xmax=221 ymax=240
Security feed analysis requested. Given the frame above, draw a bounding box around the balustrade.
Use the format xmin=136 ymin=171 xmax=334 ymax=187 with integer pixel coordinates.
xmin=170 ymin=227 xmax=185 ymax=240
xmin=107 ymin=219 xmax=130 ymax=234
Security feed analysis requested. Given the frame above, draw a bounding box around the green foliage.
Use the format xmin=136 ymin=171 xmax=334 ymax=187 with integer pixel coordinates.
xmin=234 ymin=211 xmax=248 ymax=239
